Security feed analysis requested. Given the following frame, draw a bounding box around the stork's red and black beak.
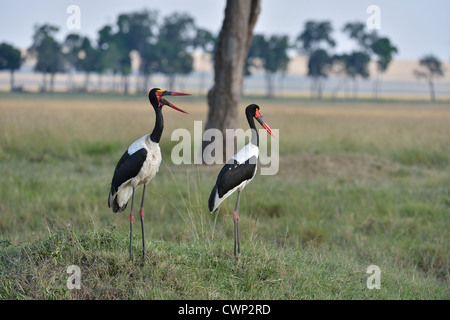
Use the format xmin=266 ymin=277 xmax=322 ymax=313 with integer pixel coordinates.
xmin=255 ymin=109 xmax=277 ymax=139
xmin=155 ymin=90 xmax=190 ymax=114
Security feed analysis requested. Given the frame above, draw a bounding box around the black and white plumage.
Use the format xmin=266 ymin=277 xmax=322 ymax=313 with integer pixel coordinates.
xmin=108 ymin=136 xmax=160 ymax=213
xmin=208 ymin=104 xmax=276 ymax=257
xmin=108 ymin=88 xmax=190 ymax=260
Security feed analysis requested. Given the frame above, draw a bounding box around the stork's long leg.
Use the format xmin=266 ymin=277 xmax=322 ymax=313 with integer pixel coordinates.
xmin=129 ymin=187 xmax=136 ymax=260
xmin=139 ymin=184 xmax=147 ymax=259
xmin=233 ymin=190 xmax=242 ymax=257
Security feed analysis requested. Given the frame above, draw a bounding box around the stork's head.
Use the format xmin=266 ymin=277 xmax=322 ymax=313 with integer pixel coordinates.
xmin=148 ymin=88 xmax=190 ymax=114
xmin=246 ymin=104 xmax=277 ymax=138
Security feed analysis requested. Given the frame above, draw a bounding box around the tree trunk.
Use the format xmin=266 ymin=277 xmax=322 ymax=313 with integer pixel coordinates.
xmin=50 ymin=73 xmax=55 ymax=92
xmin=373 ymin=69 xmax=380 ymax=99
xmin=123 ymin=75 xmax=129 ymax=95
xmin=10 ymin=70 xmax=14 ymax=91
xmin=428 ymin=79 xmax=435 ymax=102
xmin=98 ymin=74 xmax=103 ymax=93
xmin=42 ymin=73 xmax=47 ymax=92
xmin=310 ymin=77 xmax=317 ymax=98
xmin=278 ymin=72 xmax=286 ymax=97
xmin=265 ymin=72 xmax=274 ymax=98
xmin=112 ymin=74 xmax=116 ymax=93
xmin=84 ymin=72 xmax=90 ymax=92
xmin=317 ymin=78 xmax=323 ymax=99
xmin=67 ymin=71 xmax=73 ymax=92
xmin=203 ymin=0 xmax=261 ymax=162
xmin=352 ymin=77 xmax=358 ymax=99
xmin=143 ymin=74 xmax=150 ymax=94
xmin=167 ymin=74 xmax=176 ymax=92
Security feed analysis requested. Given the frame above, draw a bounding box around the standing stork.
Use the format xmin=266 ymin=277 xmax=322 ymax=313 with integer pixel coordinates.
xmin=208 ymin=104 xmax=276 ymax=257
xmin=108 ymin=88 xmax=190 ymax=260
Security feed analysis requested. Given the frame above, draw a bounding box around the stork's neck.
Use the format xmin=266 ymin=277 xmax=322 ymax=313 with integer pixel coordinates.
xmin=150 ymin=107 xmax=163 ymax=143
xmin=247 ymin=114 xmax=259 ymax=147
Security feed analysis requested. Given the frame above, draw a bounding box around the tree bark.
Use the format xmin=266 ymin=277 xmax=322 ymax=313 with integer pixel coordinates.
xmin=167 ymin=74 xmax=176 ymax=92
xmin=317 ymin=78 xmax=323 ymax=99
xmin=98 ymin=74 xmax=103 ymax=93
xmin=143 ymin=74 xmax=150 ymax=94
xmin=84 ymin=72 xmax=90 ymax=92
xmin=10 ymin=70 xmax=14 ymax=91
xmin=373 ymin=69 xmax=380 ymax=99
xmin=203 ymin=0 xmax=261 ymax=162
xmin=123 ymin=75 xmax=129 ymax=95
xmin=42 ymin=73 xmax=47 ymax=92
xmin=265 ymin=72 xmax=274 ymax=98
xmin=428 ymin=79 xmax=435 ymax=102
xmin=50 ymin=73 xmax=55 ymax=92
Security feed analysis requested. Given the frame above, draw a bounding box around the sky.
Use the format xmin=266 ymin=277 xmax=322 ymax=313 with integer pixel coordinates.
xmin=1 ymin=0 xmax=449 ymax=61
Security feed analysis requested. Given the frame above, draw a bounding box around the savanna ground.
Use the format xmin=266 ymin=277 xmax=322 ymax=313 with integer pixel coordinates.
xmin=0 ymin=92 xmax=448 ymax=300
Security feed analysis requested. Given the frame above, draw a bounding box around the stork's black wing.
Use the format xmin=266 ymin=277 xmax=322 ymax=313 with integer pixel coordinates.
xmin=109 ymin=148 xmax=148 ymax=198
xmin=208 ymin=157 xmax=257 ymax=212
xmin=215 ymin=156 xmax=257 ymax=198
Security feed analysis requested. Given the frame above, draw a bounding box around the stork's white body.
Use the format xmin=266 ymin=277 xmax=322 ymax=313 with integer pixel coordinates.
xmin=114 ymin=135 xmax=162 ymax=209
xmin=232 ymin=142 xmax=259 ymax=164
xmin=127 ymin=135 xmax=162 ymax=186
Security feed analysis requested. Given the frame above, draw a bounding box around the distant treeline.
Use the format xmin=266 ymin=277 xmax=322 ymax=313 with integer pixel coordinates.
xmin=0 ymin=9 xmax=446 ymax=100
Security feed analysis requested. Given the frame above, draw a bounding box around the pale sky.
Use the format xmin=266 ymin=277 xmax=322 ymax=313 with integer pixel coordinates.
xmin=1 ymin=0 xmax=449 ymax=61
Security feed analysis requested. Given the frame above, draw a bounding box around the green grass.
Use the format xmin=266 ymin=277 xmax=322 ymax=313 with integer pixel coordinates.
xmin=0 ymin=92 xmax=449 ymax=299
xmin=1 ymin=226 xmax=447 ymax=299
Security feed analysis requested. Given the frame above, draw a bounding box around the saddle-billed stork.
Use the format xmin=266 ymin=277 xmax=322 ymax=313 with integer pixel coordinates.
xmin=208 ymin=104 xmax=276 ymax=257
xmin=108 ymin=88 xmax=190 ymax=260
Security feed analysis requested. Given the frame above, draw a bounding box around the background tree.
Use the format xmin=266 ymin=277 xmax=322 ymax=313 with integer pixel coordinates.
xmin=0 ymin=42 xmax=23 ymax=91
xmin=192 ymin=28 xmax=216 ymax=93
xmin=109 ymin=28 xmax=132 ymax=94
xmin=112 ymin=20 xmax=134 ymax=95
xmin=97 ymin=26 xmax=122 ymax=92
xmin=296 ymin=20 xmax=336 ymax=98
xmin=117 ymin=46 xmax=132 ymax=95
xmin=203 ymin=0 xmax=261 ymax=160
xmin=414 ymin=55 xmax=445 ymax=102
xmin=116 ymin=10 xmax=158 ymax=93
xmin=116 ymin=10 xmax=157 ymax=54
xmin=76 ymin=37 xmax=100 ymax=91
xmin=342 ymin=22 xmax=398 ymax=99
xmin=341 ymin=22 xmax=374 ymax=98
xmin=157 ymin=12 xmax=197 ymax=90
xmin=91 ymin=45 xmax=108 ymax=93
xmin=267 ymin=35 xmax=290 ymax=97
xmin=307 ymin=49 xmax=333 ymax=99
xmin=371 ymin=37 xmax=398 ymax=98
xmin=28 ymin=24 xmax=64 ymax=92
xmin=334 ymin=52 xmax=371 ymax=98
xmin=296 ymin=21 xmax=336 ymax=53
xmin=62 ymin=33 xmax=83 ymax=91
xmin=342 ymin=22 xmax=377 ymax=51
xmin=101 ymin=42 xmax=123 ymax=93
xmin=139 ymin=42 xmax=161 ymax=93
xmin=247 ymin=34 xmax=290 ymax=98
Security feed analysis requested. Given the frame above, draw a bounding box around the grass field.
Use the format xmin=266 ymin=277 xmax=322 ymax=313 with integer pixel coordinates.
xmin=0 ymin=92 xmax=449 ymax=299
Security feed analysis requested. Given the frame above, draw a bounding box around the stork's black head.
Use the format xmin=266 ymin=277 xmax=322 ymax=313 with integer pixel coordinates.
xmin=245 ymin=104 xmax=276 ymax=138
xmin=148 ymin=88 xmax=190 ymax=114
xmin=245 ymin=104 xmax=260 ymax=119
xmin=148 ymin=88 xmax=161 ymax=108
